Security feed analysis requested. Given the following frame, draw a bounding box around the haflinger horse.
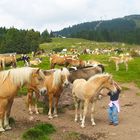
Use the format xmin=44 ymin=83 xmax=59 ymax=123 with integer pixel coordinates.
xmin=44 ymin=67 xmax=70 ymax=119
xmin=109 ymin=55 xmax=133 ymax=71
xmin=72 ymin=73 xmax=117 ymax=128
xmin=0 ymin=55 xmax=17 ymax=70
xmin=50 ymin=54 xmax=79 ymax=69
xmin=66 ymin=58 xmax=86 ymax=69
xmin=0 ymin=67 xmax=47 ymax=132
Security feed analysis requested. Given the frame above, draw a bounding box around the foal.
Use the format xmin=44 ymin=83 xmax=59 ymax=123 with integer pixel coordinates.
xmin=72 ymin=73 xmax=117 ymax=128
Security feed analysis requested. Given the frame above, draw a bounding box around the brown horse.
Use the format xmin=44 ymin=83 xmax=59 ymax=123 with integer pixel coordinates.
xmin=0 ymin=55 xmax=17 ymax=70
xmin=0 ymin=67 xmax=47 ymax=132
xmin=69 ymin=65 xmax=104 ymax=83
xmin=44 ymin=68 xmax=70 ymax=119
xmin=26 ymin=69 xmax=56 ymax=115
xmin=66 ymin=58 xmax=86 ymax=68
xmin=72 ymin=73 xmax=117 ymax=128
xmin=50 ymin=54 xmax=80 ymax=68
xmin=50 ymin=54 xmax=67 ymax=68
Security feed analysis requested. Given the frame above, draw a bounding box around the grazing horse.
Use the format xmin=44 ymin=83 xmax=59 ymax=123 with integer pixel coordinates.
xmin=50 ymin=54 xmax=67 ymax=68
xmin=0 ymin=55 xmax=17 ymax=70
xmin=50 ymin=54 xmax=79 ymax=69
xmin=44 ymin=68 xmax=70 ymax=119
xmin=0 ymin=67 xmax=47 ymax=132
xmin=69 ymin=65 xmax=104 ymax=83
xmin=72 ymin=73 xmax=117 ymax=128
xmin=66 ymin=58 xmax=86 ymax=68
xmin=109 ymin=55 xmax=133 ymax=71
xmin=30 ymin=58 xmax=42 ymax=66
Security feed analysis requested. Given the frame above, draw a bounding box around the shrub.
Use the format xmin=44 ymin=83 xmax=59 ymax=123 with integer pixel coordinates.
xmin=22 ymin=123 xmax=56 ymax=140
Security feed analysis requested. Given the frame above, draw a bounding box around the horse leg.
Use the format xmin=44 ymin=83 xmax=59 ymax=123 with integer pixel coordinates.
xmin=48 ymin=94 xmax=53 ymax=119
xmin=81 ymin=99 xmax=89 ymax=128
xmin=0 ymin=99 xmax=8 ymax=132
xmin=116 ymin=63 xmax=119 ymax=71
xmin=4 ymin=99 xmax=14 ymax=130
xmin=125 ymin=62 xmax=128 ymax=71
xmin=53 ymin=96 xmax=60 ymax=117
xmin=35 ymin=92 xmax=40 ymax=114
xmin=73 ymin=96 xmax=79 ymax=122
xmin=91 ymin=101 xmax=96 ymax=126
xmin=27 ymin=91 xmax=33 ymax=114
xmin=79 ymin=101 xmax=83 ymax=121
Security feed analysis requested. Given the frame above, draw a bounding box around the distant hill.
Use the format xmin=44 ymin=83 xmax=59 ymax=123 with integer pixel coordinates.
xmin=53 ymin=15 xmax=140 ymax=44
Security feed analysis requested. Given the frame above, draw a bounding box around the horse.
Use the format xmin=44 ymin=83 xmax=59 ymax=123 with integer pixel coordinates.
xmin=0 ymin=55 xmax=17 ymax=70
xmin=50 ymin=54 xmax=79 ymax=68
xmin=72 ymin=73 xmax=117 ymax=128
xmin=0 ymin=67 xmax=47 ymax=132
xmin=65 ymin=58 xmax=86 ymax=69
xmin=26 ymin=68 xmax=70 ymax=118
xmin=69 ymin=65 xmax=104 ymax=83
xmin=50 ymin=54 xmax=67 ymax=68
xmin=44 ymin=67 xmax=70 ymax=119
xmin=26 ymin=69 xmax=56 ymax=115
xmin=109 ymin=55 xmax=133 ymax=71
xmin=30 ymin=58 xmax=42 ymax=66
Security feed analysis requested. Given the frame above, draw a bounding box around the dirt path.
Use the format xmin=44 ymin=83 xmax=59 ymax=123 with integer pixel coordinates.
xmin=0 ymin=83 xmax=140 ymax=140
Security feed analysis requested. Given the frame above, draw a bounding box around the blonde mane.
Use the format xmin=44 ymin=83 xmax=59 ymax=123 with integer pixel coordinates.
xmin=88 ymin=73 xmax=110 ymax=83
xmin=0 ymin=67 xmax=38 ymax=86
xmin=53 ymin=68 xmax=70 ymax=86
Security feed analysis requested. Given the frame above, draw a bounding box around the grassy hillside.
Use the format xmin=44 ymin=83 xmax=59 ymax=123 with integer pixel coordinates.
xmin=40 ymin=38 xmax=138 ymax=52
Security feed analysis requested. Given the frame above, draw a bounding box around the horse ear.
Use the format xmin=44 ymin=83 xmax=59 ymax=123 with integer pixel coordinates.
xmin=36 ymin=68 xmax=40 ymax=73
xmin=108 ymin=74 xmax=112 ymax=80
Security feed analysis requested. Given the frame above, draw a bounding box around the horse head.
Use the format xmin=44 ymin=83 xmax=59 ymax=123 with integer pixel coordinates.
xmin=102 ymin=74 xmax=117 ymax=93
xmin=60 ymin=67 xmax=70 ymax=87
xmin=30 ymin=68 xmax=47 ymax=95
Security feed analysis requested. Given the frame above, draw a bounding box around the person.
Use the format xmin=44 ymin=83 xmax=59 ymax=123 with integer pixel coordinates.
xmin=107 ymin=81 xmax=122 ymax=126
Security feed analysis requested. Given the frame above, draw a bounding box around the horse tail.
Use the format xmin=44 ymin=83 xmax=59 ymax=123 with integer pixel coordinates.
xmin=97 ymin=64 xmax=105 ymax=73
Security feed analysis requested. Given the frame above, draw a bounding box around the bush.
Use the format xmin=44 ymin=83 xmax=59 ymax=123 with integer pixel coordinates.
xmin=22 ymin=123 xmax=56 ymax=140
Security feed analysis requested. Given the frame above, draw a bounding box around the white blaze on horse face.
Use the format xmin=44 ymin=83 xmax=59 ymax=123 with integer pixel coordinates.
xmin=61 ymin=68 xmax=70 ymax=87
xmin=62 ymin=74 xmax=69 ymax=87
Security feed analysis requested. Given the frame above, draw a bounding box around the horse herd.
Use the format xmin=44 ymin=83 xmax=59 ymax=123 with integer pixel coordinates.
xmin=0 ymin=57 xmax=121 ymax=132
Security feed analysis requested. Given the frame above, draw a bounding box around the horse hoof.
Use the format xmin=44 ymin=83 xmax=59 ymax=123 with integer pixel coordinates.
xmin=92 ymin=122 xmax=96 ymax=126
xmin=5 ymin=126 xmax=12 ymax=130
xmin=74 ymin=119 xmax=78 ymax=122
xmin=0 ymin=128 xmax=5 ymax=132
xmin=53 ymin=114 xmax=58 ymax=118
xmin=80 ymin=124 xmax=85 ymax=128
xmin=35 ymin=112 xmax=39 ymax=115
xmin=48 ymin=116 xmax=53 ymax=119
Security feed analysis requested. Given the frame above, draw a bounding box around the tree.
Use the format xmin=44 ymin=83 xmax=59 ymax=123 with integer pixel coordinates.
xmin=40 ymin=29 xmax=52 ymax=43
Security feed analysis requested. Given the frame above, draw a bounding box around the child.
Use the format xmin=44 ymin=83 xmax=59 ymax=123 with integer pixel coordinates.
xmin=107 ymin=82 xmax=122 ymax=126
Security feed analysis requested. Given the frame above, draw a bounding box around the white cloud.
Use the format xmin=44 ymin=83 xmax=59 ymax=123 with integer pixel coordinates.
xmin=0 ymin=0 xmax=140 ymax=32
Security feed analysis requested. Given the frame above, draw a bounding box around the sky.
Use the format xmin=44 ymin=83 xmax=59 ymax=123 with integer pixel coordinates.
xmin=0 ymin=0 xmax=140 ymax=32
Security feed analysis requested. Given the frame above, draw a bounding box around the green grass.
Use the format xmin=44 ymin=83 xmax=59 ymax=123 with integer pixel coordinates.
xmin=63 ymin=132 xmax=80 ymax=140
xmin=22 ymin=123 xmax=56 ymax=140
xmin=40 ymin=38 xmax=138 ymax=52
